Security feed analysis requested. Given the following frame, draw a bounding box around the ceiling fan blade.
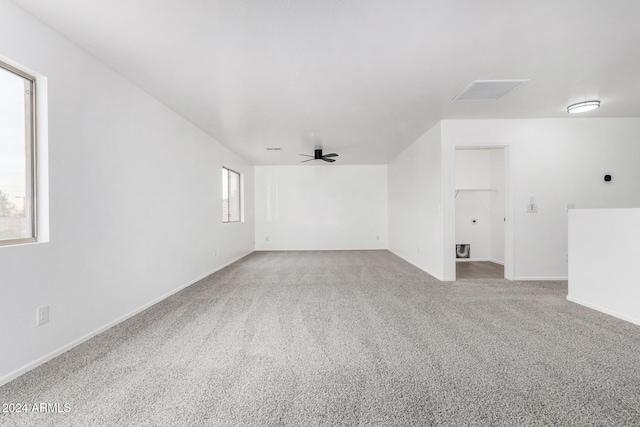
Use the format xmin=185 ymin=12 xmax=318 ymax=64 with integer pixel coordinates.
xmin=323 ymin=153 xmax=338 ymax=157
xmin=300 ymin=158 xmax=316 ymax=163
xmin=322 ymin=158 xmax=336 ymax=163
xmin=299 ymin=154 xmax=314 ymax=157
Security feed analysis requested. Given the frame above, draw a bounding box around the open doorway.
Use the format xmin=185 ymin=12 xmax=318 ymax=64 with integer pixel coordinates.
xmin=454 ymin=147 xmax=506 ymax=279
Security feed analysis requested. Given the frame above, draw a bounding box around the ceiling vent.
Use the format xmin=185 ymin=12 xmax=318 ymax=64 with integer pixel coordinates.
xmin=453 ymin=79 xmax=529 ymax=101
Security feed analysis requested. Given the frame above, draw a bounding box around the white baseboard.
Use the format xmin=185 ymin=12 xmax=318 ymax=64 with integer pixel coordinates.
xmin=455 ymin=258 xmax=504 ymax=265
xmin=0 ymin=251 xmax=254 ymax=387
xmin=513 ymin=276 xmax=568 ymax=281
xmin=388 ymin=249 xmax=446 ymax=281
xmin=567 ymin=295 xmax=640 ymax=327
xmin=255 ymin=248 xmax=388 ymax=251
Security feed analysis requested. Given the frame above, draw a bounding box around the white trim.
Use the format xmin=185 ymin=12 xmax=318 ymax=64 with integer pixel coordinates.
xmin=455 ymin=258 xmax=504 ymax=264
xmin=448 ymin=145 xmax=513 ymax=281
xmin=503 ymin=146 xmax=514 ymax=280
xmin=441 ymin=137 xmax=456 ymax=281
xmin=513 ymin=276 xmax=567 ymax=281
xmin=567 ymin=296 xmax=640 ymax=327
xmin=255 ymin=248 xmax=388 ymax=251
xmin=0 ymin=251 xmax=254 ymax=387
xmin=388 ymin=249 xmax=447 ymax=281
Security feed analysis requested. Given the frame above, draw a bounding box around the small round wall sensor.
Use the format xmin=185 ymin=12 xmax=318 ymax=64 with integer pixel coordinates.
xmin=603 ymin=174 xmax=612 ymax=183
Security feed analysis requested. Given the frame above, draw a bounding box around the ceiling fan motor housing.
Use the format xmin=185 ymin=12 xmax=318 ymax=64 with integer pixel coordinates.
xmin=299 ymin=149 xmax=337 ymax=163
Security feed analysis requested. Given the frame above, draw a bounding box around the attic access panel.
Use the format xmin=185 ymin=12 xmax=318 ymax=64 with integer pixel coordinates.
xmin=453 ymin=80 xmax=529 ymax=101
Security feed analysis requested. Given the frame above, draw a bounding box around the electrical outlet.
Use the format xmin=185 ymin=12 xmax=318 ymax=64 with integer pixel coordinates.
xmin=37 ymin=305 xmax=49 ymax=326
xmin=214 ymin=249 xmax=217 ymax=257
xmin=376 ymin=235 xmax=380 ymax=241
xmin=265 ymin=236 xmax=269 ymax=242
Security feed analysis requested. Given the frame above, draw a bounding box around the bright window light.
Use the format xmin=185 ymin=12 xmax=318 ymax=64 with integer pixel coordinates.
xmin=0 ymin=60 xmax=37 ymax=245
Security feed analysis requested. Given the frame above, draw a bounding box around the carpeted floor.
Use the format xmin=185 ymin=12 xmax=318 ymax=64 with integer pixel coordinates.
xmin=1 ymin=250 xmax=640 ymax=426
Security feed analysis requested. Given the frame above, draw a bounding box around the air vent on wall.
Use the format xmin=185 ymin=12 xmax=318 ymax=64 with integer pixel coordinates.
xmin=266 ymin=147 xmax=283 ymax=151
xmin=453 ymin=79 xmax=529 ymax=101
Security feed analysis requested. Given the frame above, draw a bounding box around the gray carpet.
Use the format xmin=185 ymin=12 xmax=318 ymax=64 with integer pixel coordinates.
xmin=1 ymin=250 xmax=640 ymax=426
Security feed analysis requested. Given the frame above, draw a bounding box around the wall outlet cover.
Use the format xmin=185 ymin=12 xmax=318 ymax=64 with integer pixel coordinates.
xmin=37 ymin=306 xmax=49 ymax=326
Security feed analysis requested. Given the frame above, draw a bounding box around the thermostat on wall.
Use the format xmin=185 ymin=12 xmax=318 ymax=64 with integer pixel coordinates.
xmin=603 ymin=173 xmax=612 ymax=183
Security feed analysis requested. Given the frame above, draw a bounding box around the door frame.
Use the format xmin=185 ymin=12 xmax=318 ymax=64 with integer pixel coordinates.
xmin=445 ymin=145 xmax=514 ymax=280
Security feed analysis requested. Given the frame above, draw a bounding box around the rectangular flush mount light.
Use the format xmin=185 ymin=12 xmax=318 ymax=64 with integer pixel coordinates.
xmin=453 ymin=79 xmax=529 ymax=101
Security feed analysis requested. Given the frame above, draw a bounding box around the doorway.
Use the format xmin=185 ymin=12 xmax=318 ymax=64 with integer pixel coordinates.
xmin=454 ymin=147 xmax=507 ymax=279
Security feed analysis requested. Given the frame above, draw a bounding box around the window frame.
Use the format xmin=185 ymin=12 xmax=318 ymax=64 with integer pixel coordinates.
xmin=0 ymin=60 xmax=37 ymax=246
xmin=222 ymin=166 xmax=242 ymax=224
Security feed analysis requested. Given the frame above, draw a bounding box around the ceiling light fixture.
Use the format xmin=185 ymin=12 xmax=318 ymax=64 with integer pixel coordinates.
xmin=567 ymin=100 xmax=600 ymax=114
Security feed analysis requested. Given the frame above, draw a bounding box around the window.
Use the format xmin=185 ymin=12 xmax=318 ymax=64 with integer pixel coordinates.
xmin=0 ymin=60 xmax=36 ymax=245
xmin=222 ymin=167 xmax=241 ymax=223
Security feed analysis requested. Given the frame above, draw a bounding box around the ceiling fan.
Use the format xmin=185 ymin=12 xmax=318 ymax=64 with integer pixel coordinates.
xmin=299 ymin=148 xmax=339 ymax=163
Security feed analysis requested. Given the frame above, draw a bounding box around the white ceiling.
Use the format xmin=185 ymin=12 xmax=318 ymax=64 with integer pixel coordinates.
xmin=11 ymin=0 xmax=640 ymax=165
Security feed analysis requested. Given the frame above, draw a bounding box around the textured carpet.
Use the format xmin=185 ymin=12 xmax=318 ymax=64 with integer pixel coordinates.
xmin=1 ymin=250 xmax=640 ymax=426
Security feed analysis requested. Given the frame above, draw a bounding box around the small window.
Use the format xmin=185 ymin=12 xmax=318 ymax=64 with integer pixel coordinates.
xmin=222 ymin=167 xmax=241 ymax=223
xmin=0 ymin=60 xmax=36 ymax=246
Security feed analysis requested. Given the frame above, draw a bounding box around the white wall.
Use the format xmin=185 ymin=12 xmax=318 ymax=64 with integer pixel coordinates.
xmin=455 ymin=148 xmax=505 ymax=263
xmin=568 ymin=208 xmax=640 ymax=326
xmin=442 ymin=118 xmax=640 ymax=280
xmin=254 ymin=165 xmax=387 ymax=250
xmin=388 ymin=123 xmax=444 ymax=280
xmin=0 ymin=0 xmax=254 ymax=385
